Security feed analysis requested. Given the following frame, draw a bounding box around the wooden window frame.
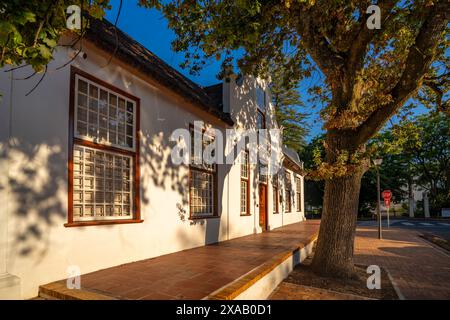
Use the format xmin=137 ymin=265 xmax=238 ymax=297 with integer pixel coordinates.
xmin=240 ymin=150 xmax=250 ymax=216
xmin=296 ymin=176 xmax=302 ymax=212
xmin=188 ymin=124 xmax=219 ymax=220
xmin=66 ymin=66 xmax=142 ymax=227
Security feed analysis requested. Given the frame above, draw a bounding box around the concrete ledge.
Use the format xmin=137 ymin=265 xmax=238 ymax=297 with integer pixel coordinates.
xmin=39 ymin=281 xmax=117 ymax=300
xmin=205 ymin=232 xmax=318 ymax=300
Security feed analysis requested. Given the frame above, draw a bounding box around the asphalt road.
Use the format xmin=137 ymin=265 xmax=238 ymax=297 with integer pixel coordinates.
xmin=357 ymin=219 xmax=450 ymax=243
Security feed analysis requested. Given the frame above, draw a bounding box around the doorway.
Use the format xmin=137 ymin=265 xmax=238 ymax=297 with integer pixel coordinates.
xmin=259 ymin=183 xmax=268 ymax=230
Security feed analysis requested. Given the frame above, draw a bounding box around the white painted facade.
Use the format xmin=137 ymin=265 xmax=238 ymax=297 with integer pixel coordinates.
xmin=0 ymin=38 xmax=305 ymax=299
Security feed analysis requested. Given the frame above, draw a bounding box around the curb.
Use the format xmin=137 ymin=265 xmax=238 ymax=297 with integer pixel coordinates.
xmin=39 ymin=280 xmax=117 ymax=300
xmin=385 ymin=270 xmax=405 ymax=300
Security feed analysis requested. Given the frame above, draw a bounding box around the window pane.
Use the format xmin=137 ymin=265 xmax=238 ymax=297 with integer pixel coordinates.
xmin=241 ymin=151 xmax=248 ymax=178
xmin=296 ymin=177 xmax=302 ymax=212
xmin=241 ymin=180 xmax=248 ymax=214
xmin=259 ymin=163 xmax=267 ymax=183
xmin=257 ymin=111 xmax=265 ymax=129
xmin=73 ymin=144 xmax=133 ymax=221
xmin=78 ymin=79 xmax=88 ymax=94
xmin=285 ymin=190 xmax=291 ymax=212
xmin=256 ymin=85 xmax=265 ymax=111
xmin=273 ymin=187 xmax=277 ymax=212
xmin=190 ymin=170 xmax=214 ymax=217
xmin=189 ymin=127 xmax=216 ymax=172
xmin=74 ymin=76 xmax=135 ymax=151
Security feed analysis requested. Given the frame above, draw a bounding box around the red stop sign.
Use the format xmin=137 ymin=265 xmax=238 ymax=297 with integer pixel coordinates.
xmin=382 ymin=190 xmax=392 ymax=208
xmin=382 ymin=190 xmax=392 ymax=200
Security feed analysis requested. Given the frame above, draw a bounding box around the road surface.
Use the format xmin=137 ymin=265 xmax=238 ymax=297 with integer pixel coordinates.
xmin=357 ymin=219 xmax=450 ymax=243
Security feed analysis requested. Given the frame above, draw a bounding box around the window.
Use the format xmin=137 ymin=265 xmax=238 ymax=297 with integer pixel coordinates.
xmin=256 ymin=85 xmax=266 ymax=130
xmin=240 ymin=150 xmax=250 ymax=215
xmin=273 ymin=175 xmax=279 ymax=214
xmin=68 ymin=67 xmax=141 ymax=226
xmin=258 ymin=162 xmax=268 ymax=183
xmin=75 ymin=75 xmax=135 ymax=150
xmin=296 ymin=176 xmax=302 ymax=212
xmin=285 ymin=171 xmax=292 ymax=213
xmin=257 ymin=110 xmax=266 ymax=129
xmin=189 ymin=126 xmax=217 ymax=218
xmin=256 ymin=85 xmax=266 ymax=111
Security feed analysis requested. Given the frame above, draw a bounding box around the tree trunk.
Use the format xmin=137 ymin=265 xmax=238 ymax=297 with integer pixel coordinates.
xmin=311 ymin=131 xmax=366 ymax=279
xmin=311 ymin=168 xmax=365 ymax=279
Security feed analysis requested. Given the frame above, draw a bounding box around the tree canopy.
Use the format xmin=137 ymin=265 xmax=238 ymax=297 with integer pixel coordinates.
xmin=143 ymin=0 xmax=449 ymax=181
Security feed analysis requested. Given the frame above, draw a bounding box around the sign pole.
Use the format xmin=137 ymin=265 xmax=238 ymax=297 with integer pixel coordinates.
xmin=382 ymin=190 xmax=392 ymax=231
xmin=387 ymin=206 xmax=390 ymax=228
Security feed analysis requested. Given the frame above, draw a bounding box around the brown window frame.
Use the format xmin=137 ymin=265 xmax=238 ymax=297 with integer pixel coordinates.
xmin=296 ymin=176 xmax=302 ymax=212
xmin=66 ymin=66 xmax=142 ymax=227
xmin=188 ymin=124 xmax=219 ymax=220
xmin=240 ymin=150 xmax=250 ymax=216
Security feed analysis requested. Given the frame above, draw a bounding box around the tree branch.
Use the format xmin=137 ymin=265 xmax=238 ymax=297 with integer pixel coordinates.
xmin=354 ymin=0 xmax=449 ymax=146
xmin=347 ymin=0 xmax=397 ymax=78
xmin=295 ymin=10 xmax=345 ymax=78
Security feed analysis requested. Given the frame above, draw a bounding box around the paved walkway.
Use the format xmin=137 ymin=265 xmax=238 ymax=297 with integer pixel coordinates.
xmin=269 ymin=226 xmax=450 ymax=300
xmin=41 ymin=220 xmax=319 ymax=300
xmin=354 ymin=226 xmax=450 ymax=299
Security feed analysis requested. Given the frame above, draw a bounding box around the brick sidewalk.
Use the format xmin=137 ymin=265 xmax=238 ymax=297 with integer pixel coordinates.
xmin=354 ymin=226 xmax=450 ymax=299
xmin=40 ymin=220 xmax=319 ymax=300
xmin=270 ymin=226 xmax=450 ymax=300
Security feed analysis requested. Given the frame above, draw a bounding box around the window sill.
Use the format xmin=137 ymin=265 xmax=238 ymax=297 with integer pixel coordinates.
xmin=189 ymin=215 xmax=220 ymax=220
xmin=240 ymin=213 xmax=251 ymax=217
xmin=64 ymin=219 xmax=144 ymax=227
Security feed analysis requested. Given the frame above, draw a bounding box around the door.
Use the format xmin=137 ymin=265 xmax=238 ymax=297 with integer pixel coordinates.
xmin=259 ymin=184 xmax=268 ymax=230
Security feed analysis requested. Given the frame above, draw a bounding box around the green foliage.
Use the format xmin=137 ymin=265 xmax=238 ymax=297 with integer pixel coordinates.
xmin=306 ymin=112 xmax=449 ymax=214
xmin=300 ymin=135 xmax=326 ymax=209
xmin=0 ymin=1 xmax=110 ymax=72
xmin=361 ymin=111 xmax=450 ymax=214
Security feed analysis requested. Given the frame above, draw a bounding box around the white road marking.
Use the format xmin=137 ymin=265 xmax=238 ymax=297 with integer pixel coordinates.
xmin=438 ymin=223 xmax=450 ymax=226
xmin=420 ymin=223 xmax=433 ymax=226
xmin=402 ymin=222 xmax=414 ymax=226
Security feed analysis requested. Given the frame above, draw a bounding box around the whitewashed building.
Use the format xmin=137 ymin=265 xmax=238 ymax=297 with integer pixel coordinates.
xmin=0 ymin=17 xmax=305 ymax=299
